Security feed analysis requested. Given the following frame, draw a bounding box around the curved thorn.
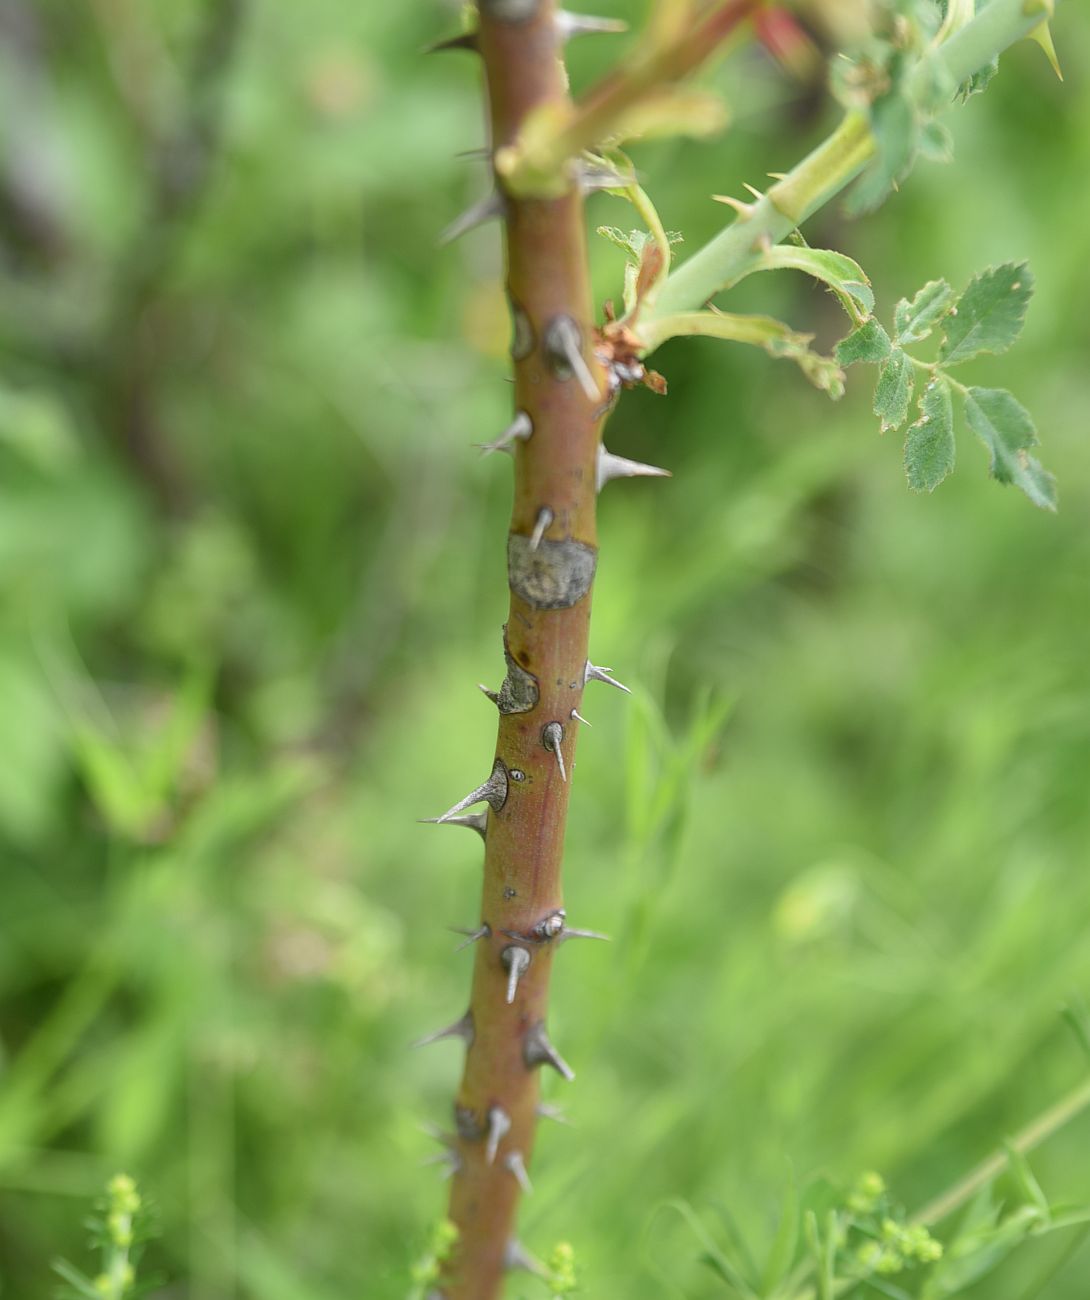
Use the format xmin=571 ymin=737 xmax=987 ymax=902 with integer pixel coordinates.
xmin=451 ymin=922 xmax=491 ymax=952
xmin=504 ymin=1238 xmax=548 ymax=1276
xmin=542 ymin=720 xmax=567 ymax=782
xmin=478 ymin=682 xmax=500 ymax=705
xmin=543 ymin=315 xmax=601 ymax=401
xmin=502 ymin=945 xmax=531 ymax=1004
xmin=742 ymin=181 xmax=765 ymax=200
xmin=570 ymin=708 xmax=591 ymax=727
xmin=529 ymin=506 xmax=554 ymax=553
xmin=475 ymin=410 xmax=532 ymax=457
xmin=711 ymin=193 xmax=753 ymax=216
xmin=418 ymin=809 xmax=488 ymax=840
xmin=439 ymin=191 xmax=504 ymax=246
xmin=558 ymin=926 xmax=610 ymax=944
xmin=412 ymin=1010 xmax=474 ymax=1049
xmin=585 ymin=660 xmax=631 ymax=694
xmin=523 ymin=1020 xmax=575 ymax=1081
xmin=504 ymin=1150 xmax=533 ymax=1194
xmin=425 ymin=31 xmax=479 ymax=54
xmin=596 ymin=445 xmax=671 ymax=492
xmin=557 ymin=10 xmax=628 ymax=38
xmin=485 ymin=1105 xmax=512 ymax=1164
xmin=536 ymin=1100 xmax=572 ymax=1125
xmin=430 ymin=759 xmax=509 ymax=822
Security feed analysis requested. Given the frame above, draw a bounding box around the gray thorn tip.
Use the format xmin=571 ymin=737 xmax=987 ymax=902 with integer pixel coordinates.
xmin=451 ymin=922 xmax=490 ymax=952
xmin=419 ymin=809 xmax=488 ymax=840
xmin=557 ymin=10 xmax=628 ymax=38
xmin=476 ymin=409 xmax=532 ymax=457
xmin=504 ymin=1238 xmax=548 ymax=1276
xmin=542 ymin=720 xmax=567 ymax=782
xmin=596 ymin=445 xmax=671 ymax=492
xmin=431 ymin=759 xmax=509 ymax=822
xmin=559 ymin=926 xmax=610 ymax=944
xmin=536 ymin=1101 xmax=572 ymax=1125
xmin=529 ymin=506 xmax=554 ymax=553
xmin=570 ymin=708 xmax=591 ymax=726
xmin=504 ymin=1150 xmax=533 ymax=1194
xmin=439 ymin=191 xmax=504 ymax=246
xmin=502 ymin=945 xmax=531 ymax=1004
xmin=412 ymin=1010 xmax=474 ymax=1049
xmin=523 ymin=1020 xmax=575 ymax=1081
xmin=544 ymin=315 xmax=601 ymax=402
xmin=585 ymin=660 xmax=632 ymax=694
xmin=485 ymin=1105 xmax=512 ymax=1164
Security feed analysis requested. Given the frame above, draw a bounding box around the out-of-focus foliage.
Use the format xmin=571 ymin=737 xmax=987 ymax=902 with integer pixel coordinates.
xmin=1 ymin=1 xmax=1088 ymax=1297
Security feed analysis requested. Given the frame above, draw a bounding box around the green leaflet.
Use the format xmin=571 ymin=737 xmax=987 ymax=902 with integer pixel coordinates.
xmin=836 ymin=318 xmax=891 ymax=366
xmin=873 ymin=348 xmax=915 ymax=432
xmin=596 ymin=226 xmax=683 ymax=264
xmin=894 ymin=279 xmax=955 ymax=345
xmin=642 ymin=311 xmax=844 ymax=398
xmin=904 ymin=377 xmax=955 ymax=492
xmin=939 ymin=262 xmax=1034 ymax=365
xmin=718 ymin=245 xmax=874 ymax=318
xmin=963 ymin=386 xmax=1057 ymax=510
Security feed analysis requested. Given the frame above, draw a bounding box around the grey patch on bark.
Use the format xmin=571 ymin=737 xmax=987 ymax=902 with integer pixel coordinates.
xmin=491 ymin=625 xmax=540 ymax=714
xmin=481 ymin=0 xmax=539 ymax=22
xmin=454 ymin=1104 xmax=483 ymax=1141
xmin=508 ymin=534 xmax=597 ymax=610
xmin=510 ymin=300 xmax=534 ymax=360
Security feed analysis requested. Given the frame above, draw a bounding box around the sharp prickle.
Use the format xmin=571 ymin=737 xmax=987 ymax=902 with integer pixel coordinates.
xmin=426 ymin=31 xmax=479 ymax=54
xmin=429 ymin=759 xmax=509 ymax=822
xmin=439 ymin=191 xmax=504 ymax=245
xmin=523 ymin=1020 xmax=575 ymax=1081
xmin=570 ymin=708 xmax=591 ymax=727
xmin=451 ymin=923 xmax=491 ymax=952
xmin=504 ymin=1238 xmax=548 ymax=1276
xmin=529 ymin=506 xmax=554 ymax=553
xmin=419 ymin=809 xmax=488 ymax=840
xmin=536 ymin=1100 xmax=572 ymax=1125
xmin=502 ymin=945 xmax=531 ymax=1004
xmin=475 ymin=410 xmax=532 ymax=456
xmin=541 ymin=720 xmax=567 ymax=782
xmin=596 ymin=444 xmax=671 ymax=492
xmin=504 ymin=1150 xmax=533 ymax=1194
xmin=556 ymin=10 xmax=628 ymax=38
xmin=558 ymin=926 xmax=610 ymax=944
xmin=485 ymin=1105 xmax=512 ymax=1164
xmin=585 ymin=660 xmax=631 ymax=694
xmin=712 ymin=193 xmax=753 ymax=216
xmin=743 ymin=181 xmax=765 ymax=200
xmin=412 ymin=1010 xmax=474 ymax=1049
xmin=543 ymin=315 xmax=601 ymax=401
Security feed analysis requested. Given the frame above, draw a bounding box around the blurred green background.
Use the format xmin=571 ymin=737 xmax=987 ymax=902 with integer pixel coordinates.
xmin=1 ymin=1 xmax=1088 ymax=1296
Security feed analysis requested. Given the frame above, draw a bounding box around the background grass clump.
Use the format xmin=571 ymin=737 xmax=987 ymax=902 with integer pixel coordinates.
xmin=1 ymin=2 xmax=1088 ymax=1296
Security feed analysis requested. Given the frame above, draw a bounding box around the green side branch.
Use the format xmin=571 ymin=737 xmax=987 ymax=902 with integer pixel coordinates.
xmin=647 ymin=0 xmax=1059 ymax=325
